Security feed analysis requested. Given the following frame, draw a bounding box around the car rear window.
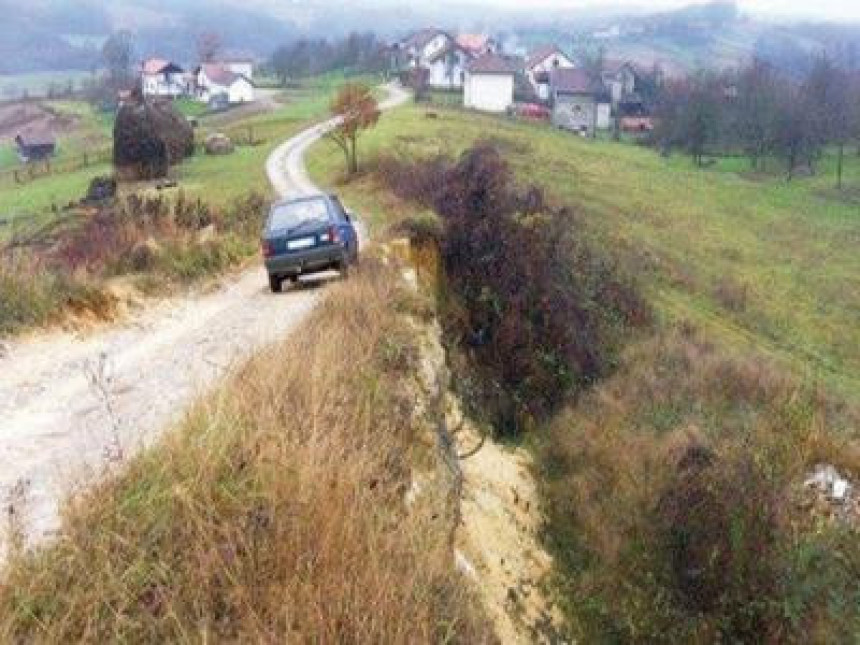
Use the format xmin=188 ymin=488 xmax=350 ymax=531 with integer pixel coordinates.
xmin=268 ymin=198 xmax=329 ymax=231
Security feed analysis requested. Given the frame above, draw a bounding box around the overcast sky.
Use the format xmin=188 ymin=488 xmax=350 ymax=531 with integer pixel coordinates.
xmin=481 ymin=0 xmax=860 ymax=22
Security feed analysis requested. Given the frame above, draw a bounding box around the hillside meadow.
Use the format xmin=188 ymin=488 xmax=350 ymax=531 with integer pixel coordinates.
xmin=0 ymin=73 xmax=374 ymax=239
xmin=305 ymin=104 xmax=860 ymax=404
xmin=306 ymin=101 xmax=860 ymax=641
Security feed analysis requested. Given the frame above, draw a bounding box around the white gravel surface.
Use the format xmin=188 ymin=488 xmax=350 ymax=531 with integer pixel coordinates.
xmin=0 ymin=82 xmax=409 ymax=554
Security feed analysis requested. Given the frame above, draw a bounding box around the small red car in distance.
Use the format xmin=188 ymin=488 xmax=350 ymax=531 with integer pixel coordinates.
xmin=517 ymin=103 xmax=551 ymax=121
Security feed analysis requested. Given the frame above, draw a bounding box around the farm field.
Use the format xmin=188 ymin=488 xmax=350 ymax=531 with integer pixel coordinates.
xmin=0 ymin=74 xmax=375 ymax=237
xmin=0 ymin=100 xmax=113 ymax=171
xmin=305 ymin=104 xmax=860 ymax=404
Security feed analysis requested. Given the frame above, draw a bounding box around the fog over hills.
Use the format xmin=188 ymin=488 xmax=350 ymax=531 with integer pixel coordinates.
xmin=0 ymin=0 xmax=858 ymax=74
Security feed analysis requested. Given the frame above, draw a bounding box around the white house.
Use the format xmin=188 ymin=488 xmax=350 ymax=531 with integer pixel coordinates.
xmin=214 ymin=56 xmax=255 ymax=80
xmin=525 ymin=45 xmax=575 ymax=101
xmin=601 ymin=60 xmax=638 ymax=106
xmin=464 ymin=54 xmax=517 ymax=113
xmin=196 ymin=64 xmax=255 ymax=104
xmin=141 ymin=58 xmax=187 ymax=98
xmin=426 ymin=43 xmax=470 ymax=89
xmin=401 ymin=28 xmax=455 ymax=70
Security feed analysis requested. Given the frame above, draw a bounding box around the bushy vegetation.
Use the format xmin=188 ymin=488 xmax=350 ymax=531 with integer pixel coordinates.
xmin=377 ymin=143 xmax=650 ymax=433
xmin=268 ymin=32 xmax=387 ymax=85
xmin=0 ymin=261 xmax=492 ymax=642
xmin=538 ymin=328 xmax=860 ymax=642
xmin=0 ymin=192 xmax=265 ymax=335
xmin=654 ymin=56 xmax=859 ymax=184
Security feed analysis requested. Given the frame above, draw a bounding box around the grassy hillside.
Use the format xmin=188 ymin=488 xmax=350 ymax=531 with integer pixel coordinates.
xmin=306 ymin=101 xmax=860 ymax=641
xmin=306 ymin=105 xmax=860 ymax=404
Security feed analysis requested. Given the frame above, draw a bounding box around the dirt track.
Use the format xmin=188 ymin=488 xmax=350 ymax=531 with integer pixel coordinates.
xmin=0 ymin=82 xmax=409 ymax=553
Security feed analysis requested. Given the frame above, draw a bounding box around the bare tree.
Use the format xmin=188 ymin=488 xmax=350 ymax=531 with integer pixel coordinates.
xmin=197 ymin=32 xmax=222 ymax=64
xmin=325 ymin=84 xmax=380 ymax=176
xmin=102 ymin=30 xmax=135 ymax=90
xmin=806 ymin=56 xmax=853 ymax=188
xmin=678 ymin=73 xmax=723 ymax=167
xmin=734 ymin=59 xmax=781 ymax=171
xmin=773 ymin=84 xmax=819 ymax=181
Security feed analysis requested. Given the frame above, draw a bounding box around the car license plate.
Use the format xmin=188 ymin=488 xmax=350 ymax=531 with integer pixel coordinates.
xmin=287 ymin=237 xmax=315 ymax=250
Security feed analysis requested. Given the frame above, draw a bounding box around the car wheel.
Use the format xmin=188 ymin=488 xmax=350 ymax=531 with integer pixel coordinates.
xmin=337 ymin=260 xmax=350 ymax=280
xmin=269 ymin=275 xmax=283 ymax=293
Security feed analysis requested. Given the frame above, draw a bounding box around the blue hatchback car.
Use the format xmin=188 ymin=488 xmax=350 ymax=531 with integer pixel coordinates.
xmin=261 ymin=194 xmax=359 ymax=293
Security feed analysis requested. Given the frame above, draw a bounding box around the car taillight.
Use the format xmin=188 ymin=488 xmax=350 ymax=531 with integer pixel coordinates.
xmin=261 ymin=240 xmax=274 ymax=257
xmin=328 ymin=225 xmax=341 ymax=244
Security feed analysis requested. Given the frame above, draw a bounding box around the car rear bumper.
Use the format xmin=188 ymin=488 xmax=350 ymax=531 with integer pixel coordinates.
xmin=265 ymin=246 xmax=346 ymax=277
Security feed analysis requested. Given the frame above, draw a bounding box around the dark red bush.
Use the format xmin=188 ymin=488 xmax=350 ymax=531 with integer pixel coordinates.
xmin=379 ymin=143 xmax=650 ymax=433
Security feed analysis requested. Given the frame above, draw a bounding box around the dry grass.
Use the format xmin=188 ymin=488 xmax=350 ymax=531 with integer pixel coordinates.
xmin=0 ymin=192 xmax=264 ymax=335
xmin=537 ymin=326 xmax=860 ymax=642
xmin=0 ymin=261 xmax=492 ymax=643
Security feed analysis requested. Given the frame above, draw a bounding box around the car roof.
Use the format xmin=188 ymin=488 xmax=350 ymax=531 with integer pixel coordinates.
xmin=270 ymin=194 xmax=331 ymax=208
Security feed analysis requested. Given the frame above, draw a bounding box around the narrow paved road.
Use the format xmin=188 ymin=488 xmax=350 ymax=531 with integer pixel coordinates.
xmin=0 ymin=83 xmax=409 ymax=555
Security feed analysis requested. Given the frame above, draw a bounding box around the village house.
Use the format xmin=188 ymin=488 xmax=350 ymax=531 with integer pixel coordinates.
xmin=425 ymin=42 xmax=470 ymax=89
xmin=525 ymin=45 xmax=576 ymax=100
xmin=195 ymin=64 xmax=255 ymax=105
xmin=601 ymin=60 xmax=638 ymax=107
xmin=464 ymin=54 xmax=517 ymax=113
xmin=456 ymin=34 xmax=497 ymax=57
xmin=140 ymin=58 xmax=188 ymax=98
xmin=399 ymin=28 xmax=455 ymax=71
xmin=549 ymin=67 xmax=611 ymax=135
xmin=15 ymin=129 xmax=56 ymax=163
xmin=213 ymin=54 xmax=256 ymax=80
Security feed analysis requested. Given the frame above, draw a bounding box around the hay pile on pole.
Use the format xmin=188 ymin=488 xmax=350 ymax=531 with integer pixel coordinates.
xmin=113 ymin=91 xmax=195 ymax=180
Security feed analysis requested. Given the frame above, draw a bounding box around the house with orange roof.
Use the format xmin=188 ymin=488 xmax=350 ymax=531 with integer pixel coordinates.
xmin=140 ymin=58 xmax=188 ymax=98
xmin=456 ymin=34 xmax=497 ymax=57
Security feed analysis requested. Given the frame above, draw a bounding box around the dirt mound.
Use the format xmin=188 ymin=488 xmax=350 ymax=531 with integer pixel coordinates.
xmin=0 ymin=102 xmax=77 ymax=139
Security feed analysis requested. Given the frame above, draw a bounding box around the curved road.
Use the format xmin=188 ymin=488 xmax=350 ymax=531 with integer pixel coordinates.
xmin=0 ymin=82 xmax=409 ymax=554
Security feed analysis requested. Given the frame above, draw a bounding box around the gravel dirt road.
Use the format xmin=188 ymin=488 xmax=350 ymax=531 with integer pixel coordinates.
xmin=0 ymin=82 xmax=409 ymax=553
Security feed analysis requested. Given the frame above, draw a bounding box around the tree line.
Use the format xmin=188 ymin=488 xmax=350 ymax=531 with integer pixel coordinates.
xmin=654 ymin=56 xmax=860 ymax=186
xmin=267 ymin=32 xmax=388 ymax=84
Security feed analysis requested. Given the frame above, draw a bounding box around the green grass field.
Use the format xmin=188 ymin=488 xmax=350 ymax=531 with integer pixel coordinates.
xmin=171 ymin=97 xmax=210 ymax=119
xmin=0 ymin=74 xmax=373 ymax=234
xmin=305 ymin=104 xmax=860 ymax=404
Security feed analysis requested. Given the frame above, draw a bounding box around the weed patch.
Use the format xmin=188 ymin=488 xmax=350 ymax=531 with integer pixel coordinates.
xmin=537 ymin=329 xmax=860 ymax=642
xmin=0 ymin=192 xmax=266 ymax=335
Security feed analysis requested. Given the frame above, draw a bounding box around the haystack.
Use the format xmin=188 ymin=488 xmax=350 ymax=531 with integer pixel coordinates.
xmin=204 ymin=133 xmax=234 ymax=155
xmin=113 ymin=95 xmax=194 ymax=180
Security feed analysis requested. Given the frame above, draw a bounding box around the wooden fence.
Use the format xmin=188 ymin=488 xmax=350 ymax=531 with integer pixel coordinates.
xmin=0 ymin=148 xmax=112 ymax=186
xmin=0 ymin=110 xmax=319 ymax=190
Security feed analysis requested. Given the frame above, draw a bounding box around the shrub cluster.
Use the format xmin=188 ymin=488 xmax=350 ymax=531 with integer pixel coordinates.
xmin=538 ymin=330 xmax=860 ymax=642
xmin=378 ymin=144 xmax=650 ymax=433
xmin=0 ymin=192 xmax=267 ymax=335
